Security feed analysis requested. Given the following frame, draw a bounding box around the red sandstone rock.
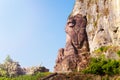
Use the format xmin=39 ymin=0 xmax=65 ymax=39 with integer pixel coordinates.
xmin=54 ymin=14 xmax=90 ymax=72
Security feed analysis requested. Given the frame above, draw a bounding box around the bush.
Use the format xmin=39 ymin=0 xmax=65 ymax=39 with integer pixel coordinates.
xmin=94 ymin=46 xmax=110 ymax=54
xmin=83 ymin=55 xmax=120 ymax=75
xmin=117 ymin=50 xmax=120 ymax=57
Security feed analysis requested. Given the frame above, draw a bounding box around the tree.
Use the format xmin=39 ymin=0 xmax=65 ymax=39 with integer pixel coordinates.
xmin=4 ymin=55 xmax=13 ymax=63
xmin=1 ymin=55 xmax=23 ymax=77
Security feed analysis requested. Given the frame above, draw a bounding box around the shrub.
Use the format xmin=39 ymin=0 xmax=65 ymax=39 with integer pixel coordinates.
xmin=83 ymin=55 xmax=120 ymax=75
xmin=117 ymin=50 xmax=120 ymax=57
xmin=94 ymin=46 xmax=110 ymax=54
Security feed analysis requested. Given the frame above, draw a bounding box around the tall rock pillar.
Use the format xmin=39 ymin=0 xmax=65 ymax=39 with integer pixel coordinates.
xmin=54 ymin=14 xmax=90 ymax=72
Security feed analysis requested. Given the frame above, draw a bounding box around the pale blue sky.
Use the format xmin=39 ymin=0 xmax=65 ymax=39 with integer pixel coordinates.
xmin=0 ymin=0 xmax=74 ymax=71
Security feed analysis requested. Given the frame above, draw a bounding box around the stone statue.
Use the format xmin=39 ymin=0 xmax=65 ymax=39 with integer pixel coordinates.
xmin=65 ymin=14 xmax=89 ymax=55
xmin=54 ymin=14 xmax=90 ymax=72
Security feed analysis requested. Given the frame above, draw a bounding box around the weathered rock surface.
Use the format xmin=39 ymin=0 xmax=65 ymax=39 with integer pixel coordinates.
xmin=54 ymin=0 xmax=120 ymax=73
xmin=24 ymin=66 xmax=49 ymax=75
xmin=71 ymin=0 xmax=120 ymax=52
xmin=40 ymin=73 xmax=120 ymax=80
xmin=0 ymin=56 xmax=49 ymax=77
xmin=54 ymin=14 xmax=90 ymax=72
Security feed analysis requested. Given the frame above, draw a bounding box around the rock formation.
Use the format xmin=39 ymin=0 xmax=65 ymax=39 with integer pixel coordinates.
xmin=54 ymin=0 xmax=120 ymax=72
xmin=0 ymin=56 xmax=49 ymax=77
xmin=72 ymin=0 xmax=120 ymax=52
xmin=24 ymin=66 xmax=49 ymax=75
xmin=1 ymin=57 xmax=24 ymax=77
xmin=54 ymin=14 xmax=90 ymax=72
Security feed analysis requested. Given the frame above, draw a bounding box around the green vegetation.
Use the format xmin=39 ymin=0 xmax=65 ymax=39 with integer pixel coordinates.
xmin=83 ymin=55 xmax=120 ymax=75
xmin=0 ymin=72 xmax=51 ymax=80
xmin=94 ymin=46 xmax=110 ymax=54
xmin=1 ymin=46 xmax=120 ymax=79
xmin=93 ymin=46 xmax=120 ymax=55
xmin=117 ymin=50 xmax=120 ymax=57
xmin=0 ymin=55 xmax=23 ymax=77
xmin=0 ymin=55 xmax=50 ymax=80
xmin=5 ymin=55 xmax=13 ymax=63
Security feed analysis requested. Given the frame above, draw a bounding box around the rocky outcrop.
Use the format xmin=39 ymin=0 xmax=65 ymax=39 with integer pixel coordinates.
xmin=24 ymin=66 xmax=49 ymax=75
xmin=0 ymin=56 xmax=49 ymax=77
xmin=40 ymin=73 xmax=120 ymax=80
xmin=54 ymin=0 xmax=120 ymax=73
xmin=0 ymin=60 xmax=24 ymax=77
xmin=54 ymin=14 xmax=90 ymax=72
xmin=71 ymin=0 xmax=120 ymax=52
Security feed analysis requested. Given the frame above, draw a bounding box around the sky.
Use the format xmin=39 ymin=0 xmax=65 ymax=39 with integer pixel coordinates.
xmin=0 ymin=0 xmax=74 ymax=71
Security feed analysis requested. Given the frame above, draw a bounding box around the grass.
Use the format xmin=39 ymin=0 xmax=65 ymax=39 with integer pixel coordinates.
xmin=0 ymin=72 xmax=51 ymax=80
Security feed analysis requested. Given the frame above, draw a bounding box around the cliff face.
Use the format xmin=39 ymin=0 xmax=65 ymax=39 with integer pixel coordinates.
xmin=54 ymin=0 xmax=120 ymax=72
xmin=72 ymin=0 xmax=120 ymax=52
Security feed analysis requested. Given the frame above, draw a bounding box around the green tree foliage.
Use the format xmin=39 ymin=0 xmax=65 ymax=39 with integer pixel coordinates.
xmin=0 ymin=64 xmax=7 ymax=77
xmin=4 ymin=55 xmax=13 ymax=63
xmin=83 ymin=55 xmax=120 ymax=75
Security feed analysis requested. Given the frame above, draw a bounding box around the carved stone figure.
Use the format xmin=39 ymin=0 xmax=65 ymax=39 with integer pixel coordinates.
xmin=65 ymin=14 xmax=89 ymax=55
xmin=54 ymin=14 xmax=90 ymax=72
